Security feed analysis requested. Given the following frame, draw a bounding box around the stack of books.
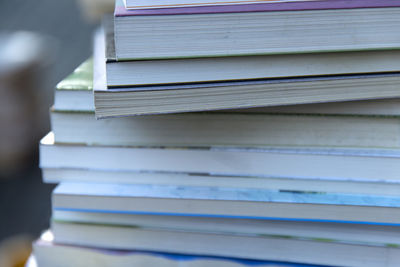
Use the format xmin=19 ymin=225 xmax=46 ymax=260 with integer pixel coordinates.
xmin=32 ymin=0 xmax=400 ymax=266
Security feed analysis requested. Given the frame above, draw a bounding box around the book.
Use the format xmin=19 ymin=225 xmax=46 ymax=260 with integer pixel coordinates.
xmin=51 ymin=220 xmax=400 ymax=267
xmin=52 ymin=110 xmax=400 ymax=149
xmin=54 ymin=58 xmax=94 ymax=111
xmin=34 ymin=231 xmax=319 ymax=267
xmin=123 ymin=0 xmax=317 ymax=10
xmin=40 ymin=132 xmax=400 ymax=183
xmin=42 ymin=167 xmax=400 ymax=196
xmin=52 ymin=182 xmax=400 ymax=224
xmin=114 ymin=0 xmax=400 ymax=60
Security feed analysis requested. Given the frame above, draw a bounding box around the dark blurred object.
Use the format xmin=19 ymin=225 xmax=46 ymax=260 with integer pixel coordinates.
xmin=0 ymin=32 xmax=54 ymax=175
xmin=0 ymin=0 xmax=97 ymax=106
xmin=0 ymin=0 xmax=96 ymax=248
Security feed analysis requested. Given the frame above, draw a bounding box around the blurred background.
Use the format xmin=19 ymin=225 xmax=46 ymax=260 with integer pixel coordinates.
xmin=0 ymin=0 xmax=112 ymax=265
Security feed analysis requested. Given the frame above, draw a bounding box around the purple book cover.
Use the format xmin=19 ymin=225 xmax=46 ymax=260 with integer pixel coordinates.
xmin=115 ymin=0 xmax=400 ymax=16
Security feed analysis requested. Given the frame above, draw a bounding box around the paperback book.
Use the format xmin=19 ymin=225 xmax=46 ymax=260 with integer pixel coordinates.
xmin=114 ymin=0 xmax=400 ymax=60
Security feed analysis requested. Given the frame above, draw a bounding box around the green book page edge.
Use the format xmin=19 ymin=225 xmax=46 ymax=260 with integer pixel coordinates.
xmin=56 ymin=58 xmax=93 ymax=91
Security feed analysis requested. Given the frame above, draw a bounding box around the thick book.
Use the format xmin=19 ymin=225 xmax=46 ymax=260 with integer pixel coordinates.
xmin=114 ymin=0 xmax=400 ymax=60
xmin=95 ymin=28 xmax=400 ymax=117
xmin=50 ymin=221 xmax=400 ymax=267
xmin=40 ymin=132 xmax=400 ymax=183
xmin=52 ymin=182 xmax=400 ymax=224
xmin=34 ymin=231 xmax=322 ymax=267
xmin=52 ymin=110 xmax=400 ymax=149
xmin=53 ymin=209 xmax=400 ymax=247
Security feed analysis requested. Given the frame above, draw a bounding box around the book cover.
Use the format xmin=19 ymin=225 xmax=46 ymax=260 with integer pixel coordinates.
xmin=124 ymin=0 xmax=318 ymax=10
xmin=116 ymin=0 xmax=400 ymax=16
xmin=56 ymin=58 xmax=93 ymax=91
xmin=54 ymin=58 xmax=95 ymax=111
